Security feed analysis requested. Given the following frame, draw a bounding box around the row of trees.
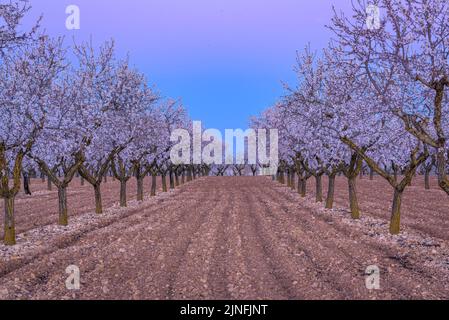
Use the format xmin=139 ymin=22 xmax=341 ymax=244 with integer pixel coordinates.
xmin=251 ymin=0 xmax=448 ymax=235
xmin=0 ymin=1 xmax=204 ymax=245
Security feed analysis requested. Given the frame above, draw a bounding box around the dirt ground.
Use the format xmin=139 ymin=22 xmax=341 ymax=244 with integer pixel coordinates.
xmin=0 ymin=175 xmax=448 ymax=300
xmin=0 ymin=177 xmax=166 ymax=239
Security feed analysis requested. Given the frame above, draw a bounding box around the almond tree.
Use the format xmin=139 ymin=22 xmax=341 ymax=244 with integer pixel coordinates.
xmin=29 ymin=74 xmax=88 ymax=225
xmin=0 ymin=36 xmax=65 ymax=244
xmin=131 ymin=99 xmax=189 ymax=197
xmin=329 ymin=0 xmax=449 ymax=194
xmin=323 ymin=67 xmax=429 ymax=234
xmin=251 ymin=104 xmax=292 ymax=185
xmin=130 ymin=115 xmax=161 ymax=201
xmin=281 ymin=48 xmax=363 ymax=216
xmin=111 ymin=116 xmax=160 ymax=206
xmin=109 ymin=77 xmax=159 ymax=207
xmin=154 ymin=99 xmax=190 ymax=192
xmin=75 ymin=42 xmax=142 ymax=213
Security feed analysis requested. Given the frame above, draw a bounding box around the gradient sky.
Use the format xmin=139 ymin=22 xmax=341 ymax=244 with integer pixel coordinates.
xmin=24 ymin=0 xmax=353 ymax=132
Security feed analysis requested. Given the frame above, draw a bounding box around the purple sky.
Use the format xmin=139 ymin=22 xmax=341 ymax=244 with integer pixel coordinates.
xmin=25 ymin=0 xmax=353 ymax=131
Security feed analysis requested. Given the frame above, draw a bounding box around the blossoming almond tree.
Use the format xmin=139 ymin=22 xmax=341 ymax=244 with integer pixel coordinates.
xmin=77 ymin=53 xmax=153 ymax=213
xmin=109 ymin=74 xmax=159 ymax=207
xmin=154 ymin=99 xmax=190 ymax=192
xmin=29 ymin=74 xmax=89 ymax=226
xmin=323 ymin=48 xmax=429 ymax=234
xmin=127 ymin=114 xmax=162 ymax=202
xmin=281 ymin=47 xmax=364 ymax=217
xmin=329 ymin=0 xmax=449 ymax=194
xmin=0 ymin=36 xmax=65 ymax=244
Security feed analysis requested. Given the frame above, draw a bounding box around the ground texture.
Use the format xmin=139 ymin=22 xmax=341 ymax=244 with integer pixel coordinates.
xmin=0 ymin=176 xmax=448 ymax=299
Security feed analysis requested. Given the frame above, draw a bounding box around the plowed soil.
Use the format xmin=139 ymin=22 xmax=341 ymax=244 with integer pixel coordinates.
xmin=0 ymin=176 xmax=448 ymax=300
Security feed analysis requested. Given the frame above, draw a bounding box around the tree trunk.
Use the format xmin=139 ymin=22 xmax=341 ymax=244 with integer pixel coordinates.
xmin=23 ymin=172 xmax=31 ymax=195
xmin=175 ymin=171 xmax=180 ymax=186
xmin=3 ymin=196 xmax=16 ymax=245
xmin=279 ymin=171 xmax=285 ymax=184
xmin=80 ymin=176 xmax=85 ymax=186
xmin=169 ymin=170 xmax=175 ymax=189
xmin=425 ymin=170 xmax=430 ymax=190
xmin=290 ymin=172 xmax=296 ymax=190
xmin=94 ymin=184 xmax=103 ymax=214
xmin=369 ymin=167 xmax=374 ymax=180
xmin=41 ymin=172 xmax=45 ymax=183
xmin=58 ymin=185 xmax=68 ymax=226
xmin=120 ymin=180 xmax=127 ymax=207
xmin=151 ymin=173 xmax=157 ymax=196
xmin=325 ymin=174 xmax=336 ymax=209
xmin=348 ymin=176 xmax=360 ymax=219
xmin=181 ymin=171 xmax=185 ymax=184
xmin=389 ymin=189 xmax=403 ymax=235
xmin=315 ymin=175 xmax=323 ymax=202
xmin=162 ymin=174 xmax=167 ymax=192
xmin=137 ymin=177 xmax=144 ymax=201
xmin=47 ymin=176 xmax=52 ymax=191
xmin=300 ymin=178 xmax=307 ymax=197
xmin=436 ymin=149 xmax=449 ymax=194
xmin=408 ymin=175 xmax=412 ymax=187
xmin=187 ymin=168 xmax=192 ymax=182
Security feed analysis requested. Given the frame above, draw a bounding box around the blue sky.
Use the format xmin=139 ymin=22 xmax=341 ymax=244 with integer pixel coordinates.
xmin=24 ymin=0 xmax=353 ymax=132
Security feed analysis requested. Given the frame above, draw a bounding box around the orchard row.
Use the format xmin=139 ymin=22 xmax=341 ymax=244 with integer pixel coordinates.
xmin=250 ymin=0 xmax=448 ymax=235
xmin=0 ymin=2 xmax=202 ymax=245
